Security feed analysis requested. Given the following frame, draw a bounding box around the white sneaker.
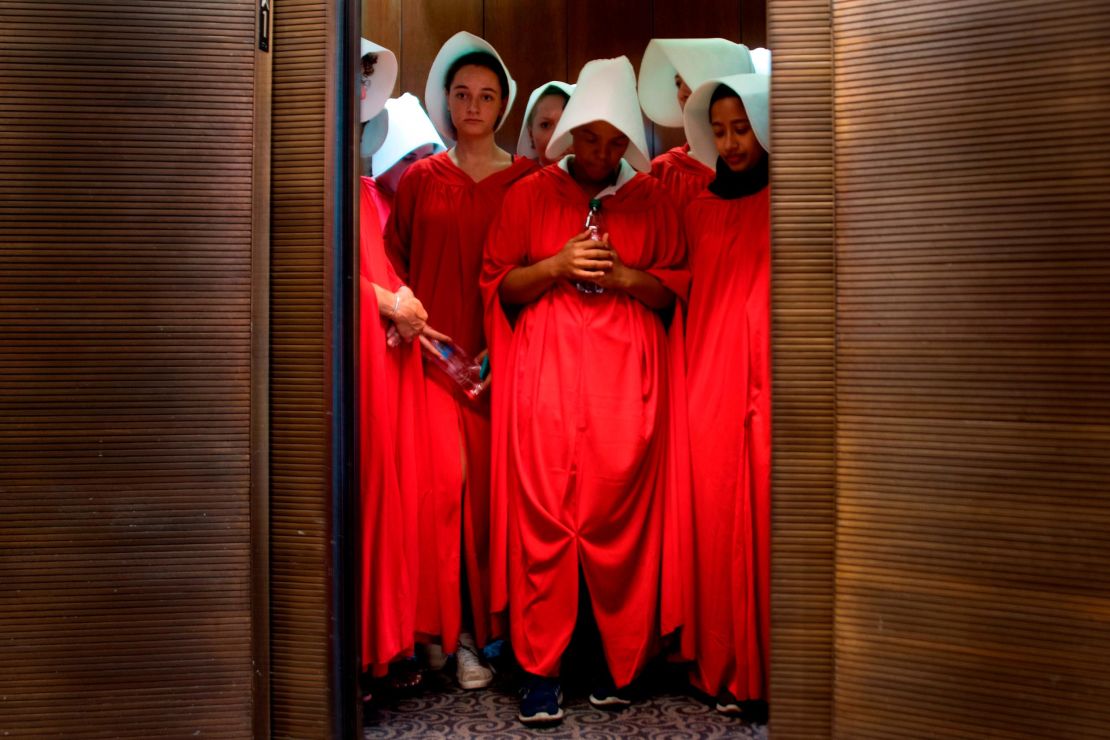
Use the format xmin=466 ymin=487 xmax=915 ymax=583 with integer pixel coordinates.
xmin=455 ymin=633 xmax=494 ymax=690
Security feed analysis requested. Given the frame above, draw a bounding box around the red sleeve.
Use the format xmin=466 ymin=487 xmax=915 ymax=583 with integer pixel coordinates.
xmin=645 ymin=193 xmax=691 ymax=302
xmin=384 ymin=164 xmax=419 ymax=284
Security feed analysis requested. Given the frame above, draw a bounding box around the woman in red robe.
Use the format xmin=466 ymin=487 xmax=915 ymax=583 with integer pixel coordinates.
xmin=357 ymin=38 xmax=434 ymax=686
xmin=681 ymin=72 xmax=771 ymax=714
xmin=482 ymin=56 xmax=689 ymax=725
xmin=638 ymin=38 xmax=754 ymax=212
xmin=385 ymin=31 xmax=534 ymax=690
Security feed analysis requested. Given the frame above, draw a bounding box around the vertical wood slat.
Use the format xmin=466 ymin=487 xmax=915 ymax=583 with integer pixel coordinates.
xmin=269 ymin=1 xmax=338 ymax=736
xmin=0 ymin=1 xmax=260 ymax=737
xmin=767 ymin=0 xmax=837 ymax=738
xmin=832 ymin=1 xmax=1110 ymax=738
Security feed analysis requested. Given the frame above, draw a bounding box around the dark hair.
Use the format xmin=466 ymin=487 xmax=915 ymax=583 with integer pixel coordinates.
xmin=445 ymin=51 xmax=510 ymax=100
xmin=708 ymin=83 xmax=741 ymax=119
xmin=526 ymin=85 xmax=571 ymax=128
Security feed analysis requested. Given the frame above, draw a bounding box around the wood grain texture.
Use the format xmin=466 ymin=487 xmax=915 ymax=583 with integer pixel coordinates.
xmin=399 ymin=0 xmax=482 ymax=103
xmin=767 ymin=1 xmax=837 ymax=738
xmin=0 ymin=1 xmax=259 ymax=737
xmin=362 ymin=0 xmax=402 ymax=96
xmin=269 ymin=0 xmax=336 ymax=737
xmin=832 ymin=1 xmax=1110 ymax=738
xmin=483 ymin=0 xmax=568 ymax=152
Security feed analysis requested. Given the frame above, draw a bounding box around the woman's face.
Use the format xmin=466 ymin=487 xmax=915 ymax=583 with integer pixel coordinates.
xmin=529 ymin=94 xmax=567 ymax=166
xmin=569 ymin=120 xmax=629 ymax=184
xmin=377 ymin=143 xmax=437 ymax=193
xmin=447 ymin=64 xmax=505 ymax=139
xmin=675 ymin=73 xmax=693 ymax=112
xmin=710 ymin=96 xmax=765 ymax=173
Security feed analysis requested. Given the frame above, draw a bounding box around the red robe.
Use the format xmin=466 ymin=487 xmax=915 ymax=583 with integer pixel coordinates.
xmin=481 ymin=165 xmax=690 ymax=687
xmin=364 ymin=177 xmax=394 ymax=230
xmin=650 ymin=144 xmax=715 ymax=213
xmin=358 ymin=176 xmax=426 ymax=675
xmin=683 ymin=186 xmax=771 ymax=701
xmin=385 ymin=152 xmax=536 ymax=652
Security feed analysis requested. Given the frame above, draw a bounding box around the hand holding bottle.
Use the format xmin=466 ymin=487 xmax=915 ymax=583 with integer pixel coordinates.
xmin=551 ymin=228 xmax=613 ymax=283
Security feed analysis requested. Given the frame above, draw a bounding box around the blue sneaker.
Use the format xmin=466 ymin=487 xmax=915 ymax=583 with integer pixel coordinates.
xmin=518 ymin=674 xmax=564 ymax=725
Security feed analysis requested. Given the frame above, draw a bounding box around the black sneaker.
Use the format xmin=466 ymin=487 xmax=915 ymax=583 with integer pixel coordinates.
xmin=588 ymin=670 xmax=633 ymax=708
xmin=518 ymin=674 xmax=564 ymax=725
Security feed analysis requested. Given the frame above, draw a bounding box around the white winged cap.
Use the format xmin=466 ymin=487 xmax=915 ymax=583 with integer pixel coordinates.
xmin=683 ymin=73 xmax=771 ymax=169
xmin=373 ymin=93 xmax=447 ymax=176
xmin=424 ymin=31 xmax=518 ymax=144
xmin=638 ymin=38 xmax=754 ymax=128
xmin=545 ymin=56 xmax=652 ymax=173
xmin=516 ymin=81 xmax=576 ymax=159
xmin=360 ymin=38 xmax=397 ymax=123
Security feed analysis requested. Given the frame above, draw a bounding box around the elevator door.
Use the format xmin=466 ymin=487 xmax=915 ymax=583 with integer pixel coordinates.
xmin=0 ymin=2 xmax=268 ymax=736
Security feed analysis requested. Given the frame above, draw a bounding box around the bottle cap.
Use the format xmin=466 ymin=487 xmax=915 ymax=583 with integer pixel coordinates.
xmin=589 ymin=198 xmax=602 ymax=210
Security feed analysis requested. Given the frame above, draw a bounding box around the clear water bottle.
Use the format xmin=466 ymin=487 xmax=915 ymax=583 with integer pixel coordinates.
xmin=575 ymin=198 xmax=606 ymax=295
xmin=422 ymin=337 xmax=485 ymax=399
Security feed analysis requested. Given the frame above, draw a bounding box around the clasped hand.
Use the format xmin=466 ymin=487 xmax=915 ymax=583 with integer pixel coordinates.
xmin=552 ymin=229 xmax=626 ymax=289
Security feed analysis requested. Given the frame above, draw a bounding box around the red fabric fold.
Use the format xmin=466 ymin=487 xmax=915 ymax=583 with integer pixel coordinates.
xmin=481 ymin=165 xmax=691 ymax=687
xmin=358 ymin=176 xmax=427 ymax=676
xmin=385 ymin=152 xmax=535 ymax=652
xmin=650 ymin=144 xmax=715 ymax=214
xmin=683 ymin=186 xmax=771 ymax=701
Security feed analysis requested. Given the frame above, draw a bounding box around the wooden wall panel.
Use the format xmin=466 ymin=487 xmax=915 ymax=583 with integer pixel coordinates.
xmin=483 ymin=0 xmax=568 ymax=153
xmin=399 ymin=0 xmax=483 ymax=104
xmin=832 ymin=1 xmax=1110 ymax=737
xmin=767 ymin=1 xmax=837 ymax=738
xmin=363 ymin=0 xmax=402 ymax=96
xmin=0 ymin=1 xmax=261 ymax=737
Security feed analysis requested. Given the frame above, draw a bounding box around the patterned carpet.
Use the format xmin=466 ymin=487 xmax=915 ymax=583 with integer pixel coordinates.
xmin=364 ymin=659 xmax=768 ymax=739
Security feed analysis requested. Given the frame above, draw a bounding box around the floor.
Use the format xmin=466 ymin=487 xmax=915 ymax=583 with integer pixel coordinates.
xmin=364 ymin=656 xmax=769 ymax=739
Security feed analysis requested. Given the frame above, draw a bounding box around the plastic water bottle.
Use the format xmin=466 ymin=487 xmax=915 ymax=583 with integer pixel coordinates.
xmin=574 ymin=198 xmax=606 ymax=294
xmin=422 ymin=337 xmax=485 ymax=399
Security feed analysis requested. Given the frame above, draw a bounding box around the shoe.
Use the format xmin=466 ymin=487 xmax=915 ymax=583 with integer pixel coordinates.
xmin=715 ymin=691 xmax=742 ymax=715
xmin=588 ymin=670 xmax=633 ymax=708
xmin=518 ymin=675 xmax=564 ymax=725
xmin=455 ymin=633 xmax=494 ymax=690
xmin=420 ymin=642 xmax=448 ymax=672
xmin=386 ymin=657 xmax=424 ymax=691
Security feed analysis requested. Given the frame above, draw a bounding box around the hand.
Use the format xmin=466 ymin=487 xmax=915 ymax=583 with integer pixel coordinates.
xmin=386 ymin=324 xmax=401 ymax=347
xmin=391 ymin=286 xmax=427 ymax=341
xmin=474 ymin=348 xmax=491 ymax=392
xmin=549 ymin=229 xmax=614 ymax=284
xmin=593 ymin=234 xmax=629 ymax=291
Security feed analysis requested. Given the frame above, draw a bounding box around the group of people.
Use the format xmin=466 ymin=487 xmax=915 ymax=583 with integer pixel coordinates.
xmin=357 ymin=31 xmax=771 ymax=726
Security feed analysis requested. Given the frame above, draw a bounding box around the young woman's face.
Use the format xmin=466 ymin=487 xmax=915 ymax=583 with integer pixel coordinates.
xmin=710 ymin=96 xmax=765 ymax=172
xmin=528 ymin=94 xmax=567 ymax=166
xmin=447 ymin=64 xmax=505 ymax=138
xmin=377 ymin=143 xmax=437 ymax=193
xmin=570 ymin=120 xmax=629 ymax=184
xmin=675 ymin=73 xmax=693 ymax=112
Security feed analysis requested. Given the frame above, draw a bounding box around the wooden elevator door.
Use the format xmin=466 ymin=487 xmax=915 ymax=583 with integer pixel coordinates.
xmin=0 ymin=2 xmax=268 ymax=737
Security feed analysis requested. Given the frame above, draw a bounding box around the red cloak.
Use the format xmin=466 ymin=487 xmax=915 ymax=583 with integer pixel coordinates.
xmin=683 ymin=186 xmax=771 ymax=701
xmin=364 ymin=176 xmax=394 ymax=230
xmin=385 ymin=152 xmax=536 ymax=652
xmin=481 ymin=165 xmax=690 ymax=687
xmin=358 ymin=176 xmax=427 ymax=675
xmin=650 ymin=144 xmax=715 ymax=213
